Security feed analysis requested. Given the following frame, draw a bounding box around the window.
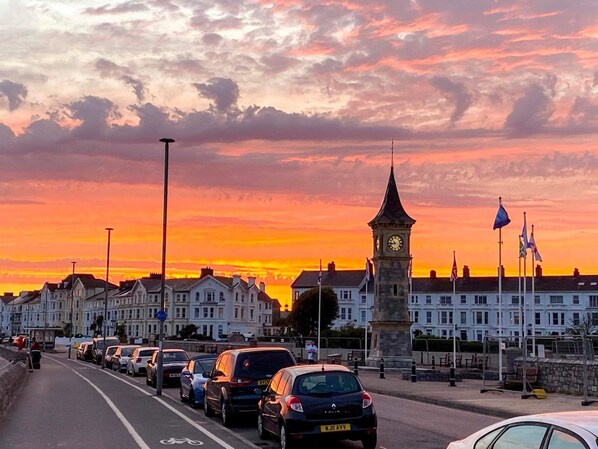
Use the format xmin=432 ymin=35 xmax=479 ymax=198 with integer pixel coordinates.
xmin=460 ymin=311 xmax=467 ymax=325
xmin=250 ymin=309 xmax=254 ymax=320
xmin=205 ymin=291 xmax=215 ymax=302
xmin=340 ymin=308 xmax=346 ymax=320
xmin=426 ymin=311 xmax=432 ymax=324
xmin=234 ymin=308 xmax=238 ymax=319
xmin=547 ymin=428 xmax=586 ymax=449
xmin=535 ymin=295 xmax=540 ymax=304
xmin=590 ymin=296 xmax=598 ymax=308
xmin=573 ymin=313 xmax=580 ymax=325
xmin=511 ymin=296 xmax=520 ymax=305
xmin=475 ymin=311 xmax=489 ymax=325
xmin=209 ymin=307 xmax=214 ymax=318
xmin=549 ymin=296 xmax=564 ymax=305
xmin=460 ymin=295 xmax=467 ymax=304
xmin=573 ymin=295 xmax=579 ymax=305
xmin=194 ymin=307 xmax=200 ymax=319
xmin=218 ymin=308 xmax=223 ymax=318
xmin=425 ymin=295 xmax=432 ymax=304
xmin=551 ymin=313 xmax=564 ymax=326
xmin=535 ymin=312 xmax=541 ymax=325
xmin=492 ymin=424 xmax=547 ymax=449
xmin=203 ymin=308 xmax=208 ymax=318
xmin=347 ymin=308 xmax=352 ymax=320
xmin=411 ymin=295 xmax=418 ymax=304
xmin=440 ymin=311 xmax=452 ymax=324
xmin=440 ymin=296 xmax=452 ymax=305
xmin=393 ymin=284 xmax=398 ymax=296
xmin=219 ymin=292 xmax=225 ymax=301
xmin=412 ymin=311 xmax=418 ymax=323
xmin=474 ymin=295 xmax=487 ymax=305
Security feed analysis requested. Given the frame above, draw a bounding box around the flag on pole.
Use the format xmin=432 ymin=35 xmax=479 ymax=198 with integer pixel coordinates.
xmin=521 ymin=213 xmax=529 ymax=250
xmin=365 ymin=258 xmax=371 ymax=282
xmin=528 ymin=231 xmax=543 ymax=262
xmin=450 ymin=253 xmax=458 ymax=282
xmin=493 ymin=203 xmax=511 ymax=229
xmin=519 ymin=235 xmax=526 ymax=258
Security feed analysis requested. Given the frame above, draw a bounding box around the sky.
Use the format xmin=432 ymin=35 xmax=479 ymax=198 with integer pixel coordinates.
xmin=2 ymin=0 xmax=598 ymax=308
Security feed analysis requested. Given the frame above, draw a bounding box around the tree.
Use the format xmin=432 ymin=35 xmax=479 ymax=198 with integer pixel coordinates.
xmin=288 ymin=287 xmax=339 ymax=336
xmin=179 ymin=324 xmax=197 ymax=339
xmin=95 ymin=315 xmax=104 ymax=336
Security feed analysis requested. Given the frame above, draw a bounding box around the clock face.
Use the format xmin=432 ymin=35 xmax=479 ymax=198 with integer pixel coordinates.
xmin=387 ymin=234 xmax=404 ymax=251
xmin=375 ymin=235 xmax=380 ymax=252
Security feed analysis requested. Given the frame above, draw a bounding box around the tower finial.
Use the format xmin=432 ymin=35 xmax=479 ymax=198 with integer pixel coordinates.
xmin=391 ymin=139 xmax=394 ymax=168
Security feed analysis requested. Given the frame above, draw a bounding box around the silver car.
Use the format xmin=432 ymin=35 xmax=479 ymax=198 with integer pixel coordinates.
xmin=126 ymin=346 xmax=158 ymax=376
xmin=447 ymin=411 xmax=598 ymax=449
xmin=112 ymin=345 xmax=139 ymax=373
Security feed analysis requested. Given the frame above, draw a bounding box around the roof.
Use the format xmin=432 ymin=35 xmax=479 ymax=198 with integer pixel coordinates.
xmin=281 ymin=364 xmax=352 ymax=375
xmin=368 ymin=167 xmax=415 ymax=227
xmin=292 ymin=269 xmax=366 ymax=288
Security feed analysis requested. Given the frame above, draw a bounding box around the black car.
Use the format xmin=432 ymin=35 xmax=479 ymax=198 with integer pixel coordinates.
xmin=146 ymin=349 xmax=189 ymax=388
xmin=257 ymin=364 xmax=377 ymax=449
xmin=203 ymin=347 xmax=297 ymax=427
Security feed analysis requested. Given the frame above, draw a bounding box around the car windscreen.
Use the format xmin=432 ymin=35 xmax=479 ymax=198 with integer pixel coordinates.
xmin=234 ymin=351 xmax=295 ymax=379
xmin=121 ymin=347 xmax=136 ymax=356
xmin=139 ymin=350 xmax=155 ymax=357
xmin=96 ymin=339 xmax=119 ymax=349
xmin=164 ymin=352 xmax=188 ymax=362
xmin=295 ymin=372 xmax=361 ymax=396
xmin=194 ymin=359 xmax=215 ymax=374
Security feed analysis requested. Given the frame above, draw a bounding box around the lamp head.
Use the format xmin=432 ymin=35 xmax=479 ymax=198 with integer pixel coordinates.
xmin=159 ymin=138 xmax=175 ymax=143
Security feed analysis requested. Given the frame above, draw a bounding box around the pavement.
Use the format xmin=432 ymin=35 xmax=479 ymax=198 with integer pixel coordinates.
xmin=355 ymin=368 xmax=596 ymax=419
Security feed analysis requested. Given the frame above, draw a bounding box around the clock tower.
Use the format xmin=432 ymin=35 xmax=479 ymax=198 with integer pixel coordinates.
xmin=367 ymin=165 xmax=415 ymax=368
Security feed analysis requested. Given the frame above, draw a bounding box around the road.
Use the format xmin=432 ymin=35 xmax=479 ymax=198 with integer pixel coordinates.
xmin=0 ymin=352 xmax=499 ymax=449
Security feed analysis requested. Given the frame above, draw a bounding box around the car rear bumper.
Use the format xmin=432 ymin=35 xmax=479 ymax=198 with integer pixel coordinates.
xmin=285 ymin=414 xmax=377 ymax=440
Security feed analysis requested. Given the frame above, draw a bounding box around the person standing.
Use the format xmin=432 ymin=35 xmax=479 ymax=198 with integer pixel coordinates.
xmin=307 ymin=341 xmax=318 ymax=364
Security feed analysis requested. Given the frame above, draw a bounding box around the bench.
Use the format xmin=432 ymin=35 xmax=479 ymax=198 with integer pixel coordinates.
xmin=439 ymin=353 xmax=451 ymax=367
xmin=326 ymin=353 xmax=342 ymax=364
xmin=503 ymin=366 xmax=539 ymax=390
xmin=348 ymin=350 xmax=365 ymax=362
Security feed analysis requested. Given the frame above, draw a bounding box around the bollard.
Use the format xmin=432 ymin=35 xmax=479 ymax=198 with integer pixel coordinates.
xmin=420 ymin=352 xmax=423 ymax=365
xmin=354 ymin=358 xmax=359 ymax=376
xmin=379 ymin=358 xmax=385 ymax=379
xmin=449 ymin=366 xmax=456 ymax=387
xmin=411 ymin=359 xmax=417 ymax=383
xmin=432 ymin=355 xmax=435 ymax=369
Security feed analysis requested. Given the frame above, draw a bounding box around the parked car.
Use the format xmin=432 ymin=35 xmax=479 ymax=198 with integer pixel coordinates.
xmin=180 ymin=355 xmax=217 ymax=408
xmin=126 ymin=346 xmax=158 ymax=377
xmin=92 ymin=336 xmax=121 ymax=365
xmin=104 ymin=345 xmax=120 ymax=369
xmin=112 ymin=345 xmax=140 ymax=373
xmin=77 ymin=342 xmax=94 ymax=362
xmin=203 ymin=347 xmax=297 ymax=427
xmin=257 ymin=364 xmax=377 ymax=449
xmin=446 ymin=411 xmax=598 ymax=449
xmin=146 ymin=349 xmax=189 ymax=388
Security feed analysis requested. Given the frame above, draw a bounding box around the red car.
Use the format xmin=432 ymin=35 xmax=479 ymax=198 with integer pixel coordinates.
xmin=146 ymin=349 xmax=189 ymax=388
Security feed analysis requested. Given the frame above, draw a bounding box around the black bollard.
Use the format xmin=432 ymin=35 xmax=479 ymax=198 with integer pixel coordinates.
xmin=354 ymin=358 xmax=359 ymax=376
xmin=449 ymin=366 xmax=456 ymax=387
xmin=411 ymin=359 xmax=417 ymax=382
xmin=432 ymin=355 xmax=435 ymax=369
xmin=420 ymin=352 xmax=423 ymax=365
xmin=380 ymin=358 xmax=385 ymax=379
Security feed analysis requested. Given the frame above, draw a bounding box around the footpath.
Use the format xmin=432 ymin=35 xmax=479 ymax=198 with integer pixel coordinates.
xmin=356 ymin=369 xmax=595 ymax=419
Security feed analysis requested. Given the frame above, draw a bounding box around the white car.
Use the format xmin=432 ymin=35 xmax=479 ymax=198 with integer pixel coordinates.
xmin=112 ymin=345 xmax=139 ymax=372
xmin=126 ymin=346 xmax=158 ymax=376
xmin=447 ymin=411 xmax=598 ymax=449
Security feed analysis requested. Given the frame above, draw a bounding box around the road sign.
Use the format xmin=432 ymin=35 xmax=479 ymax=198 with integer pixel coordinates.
xmin=155 ymin=310 xmax=167 ymax=321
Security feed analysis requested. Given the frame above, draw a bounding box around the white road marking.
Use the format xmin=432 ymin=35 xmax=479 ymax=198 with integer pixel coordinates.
xmin=48 ymin=355 xmax=244 ymax=449
xmin=51 ymin=357 xmax=151 ymax=449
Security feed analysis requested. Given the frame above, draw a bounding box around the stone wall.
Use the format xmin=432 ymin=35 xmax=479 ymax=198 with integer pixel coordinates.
xmin=0 ymin=357 xmax=27 ymax=418
xmin=515 ymin=357 xmax=598 ymax=396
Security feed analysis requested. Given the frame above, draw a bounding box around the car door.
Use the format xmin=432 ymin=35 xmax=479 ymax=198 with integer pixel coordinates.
xmin=261 ymin=371 xmax=285 ymax=434
xmin=180 ymin=360 xmax=194 ymax=397
xmin=206 ymin=354 xmax=228 ymax=409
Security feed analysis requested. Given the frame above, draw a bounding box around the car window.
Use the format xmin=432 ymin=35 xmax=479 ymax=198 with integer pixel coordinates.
xmin=269 ymin=372 xmax=283 ymax=394
xmin=547 ymin=429 xmax=588 ymax=449
xmin=122 ymin=347 xmax=136 ymax=356
xmin=164 ymin=352 xmax=188 ymax=361
xmin=234 ymin=352 xmax=294 ymax=378
xmin=296 ymin=372 xmax=360 ymax=396
xmin=195 ymin=359 xmax=214 ymax=374
xmin=140 ymin=350 xmax=154 ymax=357
xmin=474 ymin=427 xmax=503 ymax=449
xmin=492 ymin=424 xmax=548 ymax=449
xmin=279 ymin=372 xmax=291 ymax=395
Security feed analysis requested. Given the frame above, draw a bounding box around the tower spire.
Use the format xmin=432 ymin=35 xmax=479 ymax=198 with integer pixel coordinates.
xmin=391 ymin=139 xmax=394 ymax=168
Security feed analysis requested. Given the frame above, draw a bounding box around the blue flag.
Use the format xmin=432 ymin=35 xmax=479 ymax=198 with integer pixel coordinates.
xmin=493 ymin=204 xmax=511 ymax=230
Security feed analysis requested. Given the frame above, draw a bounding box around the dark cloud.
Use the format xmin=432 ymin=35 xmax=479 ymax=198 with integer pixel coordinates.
xmin=0 ymin=80 xmax=28 ymax=111
xmin=192 ymin=78 xmax=240 ymax=113
xmin=430 ymin=76 xmax=474 ymax=123
xmin=94 ymin=58 xmax=147 ymax=102
xmin=202 ymin=33 xmax=223 ymax=45
xmin=85 ymin=2 xmax=148 ymax=15
xmin=504 ymin=84 xmax=554 ymax=136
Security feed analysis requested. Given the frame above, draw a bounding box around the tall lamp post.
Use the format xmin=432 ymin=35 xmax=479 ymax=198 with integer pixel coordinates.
xmin=68 ymin=260 xmax=77 ymax=359
xmin=156 ymin=137 xmax=174 ymax=396
xmin=102 ymin=227 xmax=113 ymax=369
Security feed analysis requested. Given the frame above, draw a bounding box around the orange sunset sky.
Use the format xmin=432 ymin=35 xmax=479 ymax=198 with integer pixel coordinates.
xmin=2 ymin=1 xmax=598 ymax=308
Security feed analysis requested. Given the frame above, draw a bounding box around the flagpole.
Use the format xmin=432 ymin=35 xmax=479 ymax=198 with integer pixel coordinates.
xmin=518 ymin=236 xmax=523 ymax=348
xmin=497 ymin=199 xmax=504 ymax=383
xmin=317 ymin=259 xmax=322 ymax=362
xmin=523 ymin=243 xmax=527 ymax=351
xmin=364 ymin=260 xmax=368 ymax=361
xmin=452 ymin=251 xmax=457 ymax=371
xmin=531 ymin=226 xmax=536 ymax=356
xmin=521 ymin=211 xmax=529 ymax=353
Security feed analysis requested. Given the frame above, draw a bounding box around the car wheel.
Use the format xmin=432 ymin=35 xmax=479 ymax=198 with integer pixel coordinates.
xmin=189 ymin=390 xmax=197 ymax=409
xmin=257 ymin=413 xmax=267 ymax=440
xmin=204 ymin=396 xmax=214 ymax=417
xmin=362 ymin=432 xmax=377 ymax=449
xmin=221 ymin=400 xmax=233 ymax=427
xmin=279 ymin=422 xmax=294 ymax=449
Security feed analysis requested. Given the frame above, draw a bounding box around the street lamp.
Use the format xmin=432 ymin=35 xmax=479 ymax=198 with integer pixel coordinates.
xmin=102 ymin=227 xmax=113 ymax=369
xmin=68 ymin=260 xmax=77 ymax=359
xmin=156 ymin=137 xmax=174 ymax=396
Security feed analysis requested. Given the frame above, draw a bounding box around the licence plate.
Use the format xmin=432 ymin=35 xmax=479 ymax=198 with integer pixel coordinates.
xmin=257 ymin=379 xmax=269 ymax=386
xmin=320 ymin=424 xmax=350 ymax=433
xmin=169 ymin=373 xmax=181 ymax=378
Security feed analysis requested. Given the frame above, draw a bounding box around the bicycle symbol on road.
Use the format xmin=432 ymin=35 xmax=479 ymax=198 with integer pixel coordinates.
xmin=160 ymin=437 xmax=203 ymax=446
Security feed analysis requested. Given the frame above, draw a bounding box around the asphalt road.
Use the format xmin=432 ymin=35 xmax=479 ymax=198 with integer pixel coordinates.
xmin=0 ymin=352 xmax=498 ymax=449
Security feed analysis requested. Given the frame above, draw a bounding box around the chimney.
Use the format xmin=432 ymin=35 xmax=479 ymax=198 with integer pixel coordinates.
xmin=259 ymin=281 xmax=265 ymax=292
xmin=328 ymin=261 xmax=336 ymax=273
xmin=248 ymin=276 xmax=256 ymax=287
xmin=232 ymin=274 xmax=240 ymax=286
xmin=462 ymin=265 xmax=470 ymax=279
xmin=536 ymin=264 xmax=543 ymax=278
xmin=200 ymin=267 xmax=214 ymax=279
xmin=573 ymin=268 xmax=580 ymax=278
xmin=430 ymin=270 xmax=437 ymax=279
xmin=500 ymin=265 xmax=505 ymax=278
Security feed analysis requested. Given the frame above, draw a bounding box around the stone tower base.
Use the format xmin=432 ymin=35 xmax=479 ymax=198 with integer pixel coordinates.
xmin=366 ymin=355 xmax=413 ymax=370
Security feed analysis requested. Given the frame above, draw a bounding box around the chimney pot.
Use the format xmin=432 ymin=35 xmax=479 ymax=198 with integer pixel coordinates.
xmin=328 ymin=261 xmax=336 ymax=273
xmin=463 ymin=265 xmax=470 ymax=278
xmin=430 ymin=270 xmax=437 ymax=279
xmin=573 ymin=268 xmax=580 ymax=278
xmin=200 ymin=267 xmax=214 ymax=278
xmin=536 ymin=264 xmax=543 ymax=278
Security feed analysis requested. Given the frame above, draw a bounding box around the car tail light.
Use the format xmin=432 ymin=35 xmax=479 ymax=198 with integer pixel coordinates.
xmin=230 ymin=377 xmax=253 ymax=387
xmin=136 ymin=358 xmax=142 ymax=363
xmin=362 ymin=392 xmax=373 ymax=408
xmin=286 ymin=396 xmax=304 ymax=413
